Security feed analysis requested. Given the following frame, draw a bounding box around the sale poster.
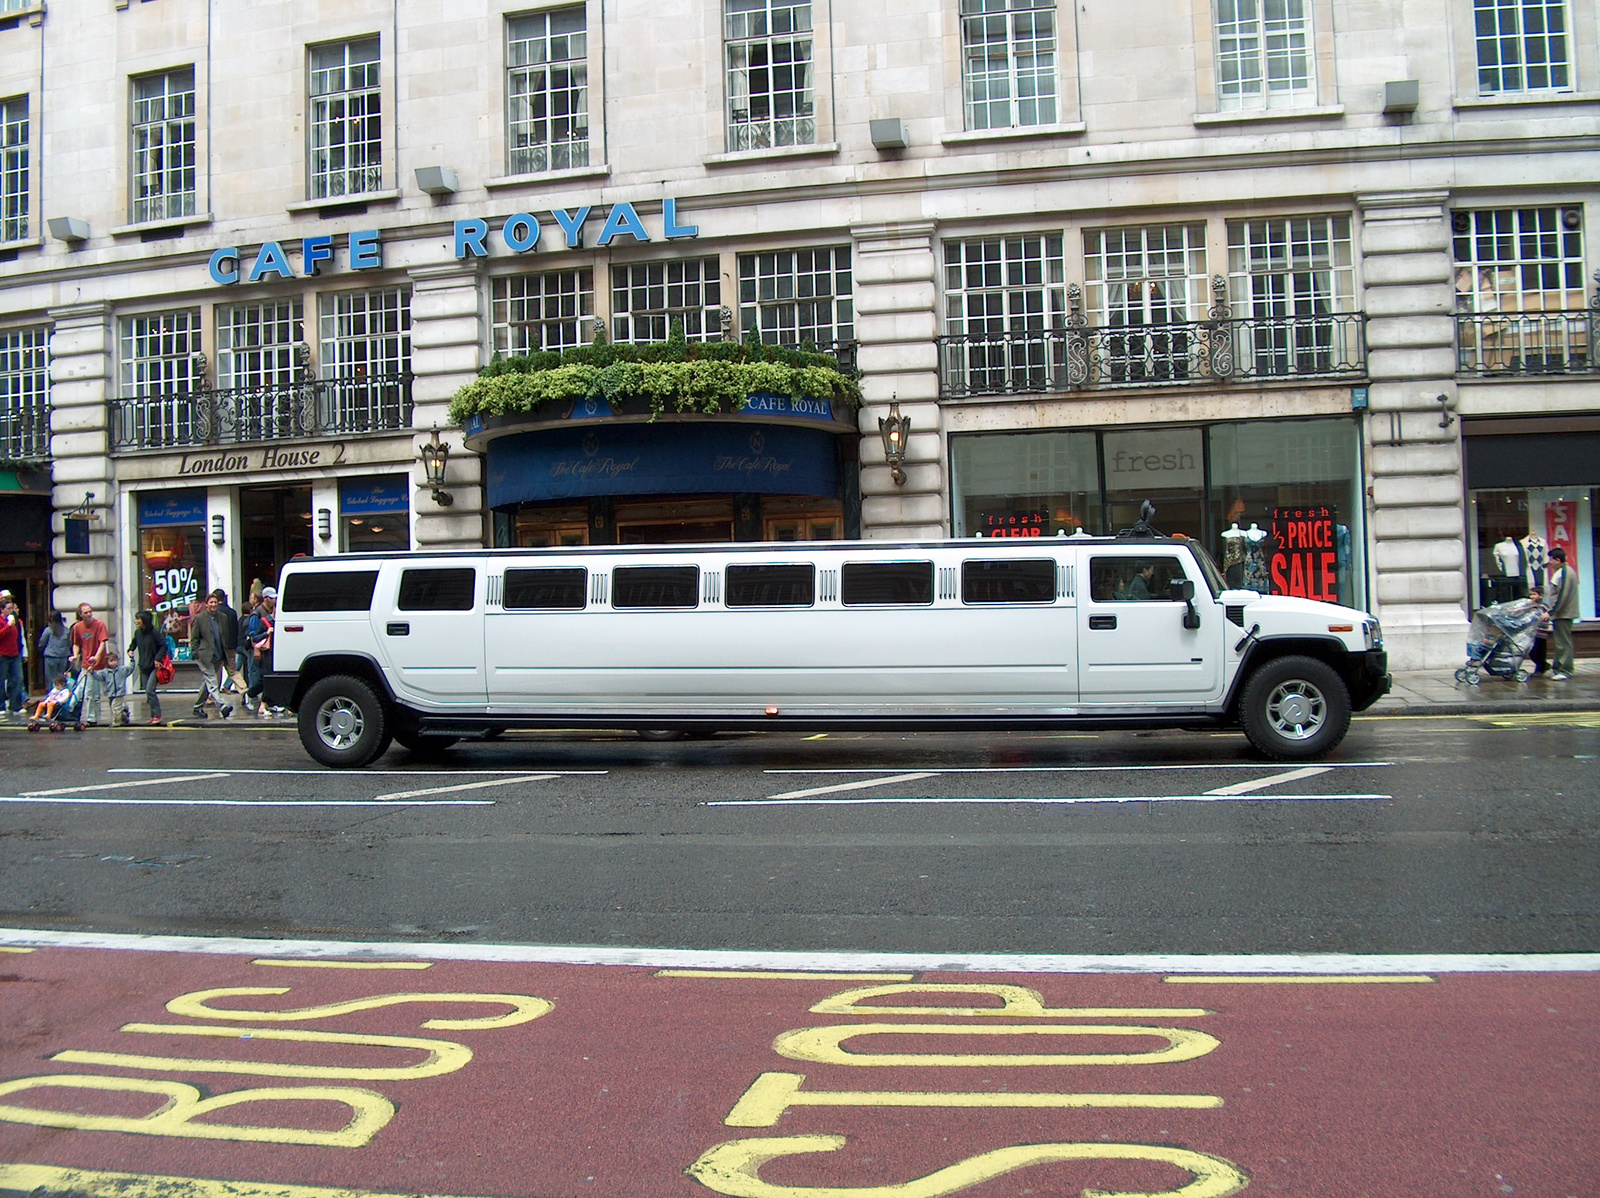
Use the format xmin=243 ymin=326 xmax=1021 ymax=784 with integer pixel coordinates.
xmin=1269 ymin=507 xmax=1342 ymax=604
xmin=1545 ymin=499 xmax=1578 ymax=564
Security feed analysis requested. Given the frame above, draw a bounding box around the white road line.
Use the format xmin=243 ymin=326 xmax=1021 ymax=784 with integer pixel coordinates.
xmin=2 ymin=928 xmax=1594 ymax=974
xmin=711 ymin=793 xmax=1390 ymax=807
xmin=1203 ymin=766 xmax=1332 ymax=796
xmin=22 ymin=773 xmax=229 ymax=797
xmin=765 ymin=772 xmax=940 ymax=801
xmin=372 ymin=773 xmax=561 ymax=801
xmin=0 ymin=796 xmax=494 ymax=807
xmin=763 ymin=762 xmax=1391 ymax=775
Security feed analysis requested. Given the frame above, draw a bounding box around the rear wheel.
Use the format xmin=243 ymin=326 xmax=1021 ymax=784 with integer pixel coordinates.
xmin=1239 ymin=655 xmax=1351 ymax=761
xmin=298 ymin=674 xmax=392 ymax=768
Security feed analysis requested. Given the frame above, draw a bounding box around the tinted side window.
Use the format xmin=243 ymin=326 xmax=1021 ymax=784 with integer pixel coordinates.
xmin=727 ymin=564 xmax=815 ymax=608
xmin=613 ymin=566 xmax=699 ymax=608
xmin=841 ymin=561 xmax=934 ymax=606
xmin=504 ymin=567 xmax=587 ymax=610
xmin=398 ymin=567 xmax=477 ymax=611
xmin=1089 ymin=556 xmax=1187 ymax=603
xmin=280 ymin=570 xmax=379 ymax=612
xmin=963 ymin=559 xmax=1056 ymax=604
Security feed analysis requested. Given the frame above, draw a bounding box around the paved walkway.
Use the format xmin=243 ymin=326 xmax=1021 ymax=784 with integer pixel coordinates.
xmin=9 ymin=667 xmax=1597 ymax=730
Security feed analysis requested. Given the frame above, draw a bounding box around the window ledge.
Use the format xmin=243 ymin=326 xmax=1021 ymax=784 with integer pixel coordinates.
xmin=109 ymin=212 xmax=213 ymax=238
xmin=1454 ymin=90 xmax=1599 ymax=110
xmin=703 ymin=141 xmax=840 ymax=168
xmin=940 ymin=122 xmax=1087 ymax=145
xmin=0 ymin=235 xmax=42 ymax=252
xmin=1194 ymin=103 xmax=1345 ymax=125
xmin=484 ymin=164 xmax=611 ymax=189
xmin=286 ymin=189 xmax=400 ymax=215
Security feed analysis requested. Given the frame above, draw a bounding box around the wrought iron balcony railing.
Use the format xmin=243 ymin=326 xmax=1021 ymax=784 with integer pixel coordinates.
xmin=0 ymin=394 xmax=50 ymax=463
xmin=110 ymin=372 xmax=413 ymax=453
xmin=1455 ymin=310 xmax=1596 ymax=377
xmin=937 ymin=280 xmax=1365 ymax=399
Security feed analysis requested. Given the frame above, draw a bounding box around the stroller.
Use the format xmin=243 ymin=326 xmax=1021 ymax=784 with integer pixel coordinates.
xmin=1455 ymin=597 xmax=1545 ymax=685
xmin=30 ymin=667 xmax=93 ymax=732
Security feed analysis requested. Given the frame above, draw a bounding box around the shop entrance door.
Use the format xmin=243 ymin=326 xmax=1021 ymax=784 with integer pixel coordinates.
xmin=1102 ymin=428 xmax=1206 ymax=540
xmin=241 ymin=485 xmax=313 ymax=597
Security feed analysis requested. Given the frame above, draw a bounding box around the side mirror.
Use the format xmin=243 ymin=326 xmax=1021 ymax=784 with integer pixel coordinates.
xmin=1169 ymin=577 xmax=1200 ymax=629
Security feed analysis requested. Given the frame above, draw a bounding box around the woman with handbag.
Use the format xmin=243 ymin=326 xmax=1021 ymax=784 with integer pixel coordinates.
xmin=129 ymin=609 xmax=169 ymax=725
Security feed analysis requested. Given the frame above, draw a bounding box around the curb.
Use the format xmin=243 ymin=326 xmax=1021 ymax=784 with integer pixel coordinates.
xmin=1365 ymin=700 xmax=1600 ymax=717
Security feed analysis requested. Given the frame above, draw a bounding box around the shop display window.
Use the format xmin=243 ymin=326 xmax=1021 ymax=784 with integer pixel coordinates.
xmin=1470 ymin=486 xmax=1594 ymax=618
xmin=136 ymin=490 xmax=208 ymax=660
xmin=951 ymin=429 xmax=1101 ymax=539
xmin=340 ymin=475 xmax=410 ymax=553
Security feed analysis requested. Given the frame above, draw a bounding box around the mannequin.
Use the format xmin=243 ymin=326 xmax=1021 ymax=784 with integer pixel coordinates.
xmin=1243 ymin=523 xmax=1270 ymax=594
xmin=1221 ymin=523 xmax=1247 ymax=589
xmin=1492 ymin=536 xmax=1522 ymax=578
xmin=1521 ymin=533 xmax=1548 ymax=590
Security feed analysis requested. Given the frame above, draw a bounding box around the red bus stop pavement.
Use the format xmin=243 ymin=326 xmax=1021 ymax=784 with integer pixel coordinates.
xmin=0 ymin=933 xmax=1595 ymax=1198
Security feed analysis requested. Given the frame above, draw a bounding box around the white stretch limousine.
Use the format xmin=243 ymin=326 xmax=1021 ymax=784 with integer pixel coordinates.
xmin=264 ymin=532 xmax=1390 ymax=767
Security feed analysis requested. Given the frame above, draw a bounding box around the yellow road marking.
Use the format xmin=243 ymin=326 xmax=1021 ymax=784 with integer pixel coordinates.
xmin=0 ymin=1163 xmax=490 ymax=1198
xmin=252 ymin=959 xmax=432 ymax=969
xmin=657 ymin=970 xmax=916 ymax=981
xmin=0 ymin=947 xmax=34 ymax=954
xmin=1163 ymin=974 xmax=1434 ymax=984
xmin=1469 ymin=712 xmax=1600 ymax=728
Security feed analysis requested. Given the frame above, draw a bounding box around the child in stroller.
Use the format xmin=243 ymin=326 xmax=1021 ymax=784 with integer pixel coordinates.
xmin=1455 ymin=596 xmax=1546 ymax=685
xmin=29 ymin=669 xmax=90 ymax=731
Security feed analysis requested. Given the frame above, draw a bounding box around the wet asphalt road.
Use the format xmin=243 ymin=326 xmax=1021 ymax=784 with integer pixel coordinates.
xmin=0 ymin=713 xmax=1595 ymax=955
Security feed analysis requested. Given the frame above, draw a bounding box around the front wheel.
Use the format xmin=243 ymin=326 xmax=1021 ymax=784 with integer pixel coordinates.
xmin=298 ymin=674 xmax=392 ymax=768
xmin=1238 ymin=655 xmax=1351 ymax=761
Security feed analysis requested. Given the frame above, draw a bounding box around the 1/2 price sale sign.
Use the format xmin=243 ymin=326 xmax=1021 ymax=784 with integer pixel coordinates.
xmin=1269 ymin=507 xmax=1341 ymax=604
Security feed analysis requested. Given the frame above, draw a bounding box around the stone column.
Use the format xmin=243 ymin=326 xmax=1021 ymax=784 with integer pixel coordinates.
xmin=47 ymin=303 xmax=118 ymax=621
xmin=1358 ymin=191 xmax=1467 ymax=671
xmin=852 ymin=221 xmax=945 ymax=539
xmin=408 ymin=262 xmax=487 ymax=549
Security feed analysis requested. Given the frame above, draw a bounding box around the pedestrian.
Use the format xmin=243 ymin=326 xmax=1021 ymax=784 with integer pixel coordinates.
xmin=1545 ymin=547 xmax=1580 ymax=681
xmin=0 ymin=594 xmax=24 ymax=722
xmin=188 ymin=593 xmax=234 ymax=719
xmin=211 ymin=588 xmax=250 ymax=698
xmin=102 ymin=641 xmax=134 ymax=726
xmin=128 ymin=609 xmax=168 ymax=725
xmin=37 ymin=611 xmax=72 ymax=693
xmin=245 ymin=586 xmax=277 ymax=718
xmin=68 ymin=602 xmax=113 ymax=725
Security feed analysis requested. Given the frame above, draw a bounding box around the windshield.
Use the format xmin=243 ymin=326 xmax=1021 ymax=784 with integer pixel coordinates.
xmin=1186 ymin=542 xmax=1227 ymax=598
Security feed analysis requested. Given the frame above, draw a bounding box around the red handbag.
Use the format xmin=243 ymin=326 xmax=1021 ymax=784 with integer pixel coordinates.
xmin=155 ymin=655 xmax=175 ymax=685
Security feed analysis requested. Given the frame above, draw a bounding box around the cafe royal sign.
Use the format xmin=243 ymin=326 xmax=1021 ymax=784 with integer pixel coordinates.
xmin=208 ymin=198 xmax=699 ymax=285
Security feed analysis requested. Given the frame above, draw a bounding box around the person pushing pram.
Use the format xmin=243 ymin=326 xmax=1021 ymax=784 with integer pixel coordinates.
xmin=1455 ymin=594 xmax=1547 ymax=685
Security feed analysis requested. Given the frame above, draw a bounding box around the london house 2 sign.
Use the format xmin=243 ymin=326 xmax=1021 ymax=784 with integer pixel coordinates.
xmin=208 ymin=198 xmax=698 ymax=286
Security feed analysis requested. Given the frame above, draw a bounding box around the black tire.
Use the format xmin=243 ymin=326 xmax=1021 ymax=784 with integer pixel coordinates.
xmin=298 ymin=674 xmax=392 ymax=768
xmin=392 ymin=729 xmax=460 ymax=754
xmin=638 ymin=729 xmax=690 ymax=742
xmin=480 ymin=726 xmax=507 ymax=741
xmin=1238 ymin=655 xmax=1352 ymax=761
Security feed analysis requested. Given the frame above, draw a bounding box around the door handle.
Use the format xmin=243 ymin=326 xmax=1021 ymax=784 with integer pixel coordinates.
xmin=1088 ymin=614 xmax=1117 ymax=630
xmin=386 ymin=622 xmax=410 ymax=636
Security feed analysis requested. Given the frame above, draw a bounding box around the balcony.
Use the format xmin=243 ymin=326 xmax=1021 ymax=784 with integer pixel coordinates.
xmin=0 ymin=393 xmax=49 ymax=464
xmin=937 ymin=279 xmax=1365 ymax=399
xmin=1455 ymin=310 xmax=1596 ymax=377
xmin=110 ymin=372 xmax=413 ymax=453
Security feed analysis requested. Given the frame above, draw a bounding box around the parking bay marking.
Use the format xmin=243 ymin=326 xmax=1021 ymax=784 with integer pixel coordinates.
xmin=371 ymin=773 xmax=562 ymax=801
xmin=22 ymin=773 xmax=229 ymax=797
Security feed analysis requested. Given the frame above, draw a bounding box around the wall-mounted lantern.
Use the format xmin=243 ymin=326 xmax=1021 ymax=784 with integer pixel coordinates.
xmin=878 ymin=399 xmax=911 ymax=487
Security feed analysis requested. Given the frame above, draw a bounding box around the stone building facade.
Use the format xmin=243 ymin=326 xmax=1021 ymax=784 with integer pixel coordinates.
xmin=0 ymin=0 xmax=1596 ymax=671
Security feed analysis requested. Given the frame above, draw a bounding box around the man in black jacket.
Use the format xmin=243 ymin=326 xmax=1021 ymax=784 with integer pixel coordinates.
xmin=210 ymin=589 xmax=249 ymax=696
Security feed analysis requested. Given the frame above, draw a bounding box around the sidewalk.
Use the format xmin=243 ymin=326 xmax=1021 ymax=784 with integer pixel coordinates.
xmin=10 ymin=670 xmax=1598 ymax=729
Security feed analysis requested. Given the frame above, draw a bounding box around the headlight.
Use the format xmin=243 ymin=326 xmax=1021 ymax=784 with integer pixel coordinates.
xmin=1364 ymin=620 xmax=1382 ymax=650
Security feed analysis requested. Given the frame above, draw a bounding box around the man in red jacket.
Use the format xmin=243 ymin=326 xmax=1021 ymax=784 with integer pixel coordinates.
xmin=0 ymin=594 xmax=23 ymax=721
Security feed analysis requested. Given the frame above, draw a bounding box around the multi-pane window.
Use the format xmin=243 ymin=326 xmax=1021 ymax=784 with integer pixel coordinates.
xmin=612 ymin=259 xmax=723 ymax=343
xmin=131 ymin=68 xmax=196 ymax=224
xmin=319 ymin=287 xmax=412 ymax=433
xmin=507 ymin=9 xmax=589 ymax=175
xmin=1 ymin=96 xmax=27 ymax=243
xmin=216 ymin=300 xmax=305 ymax=389
xmin=1084 ymin=225 xmax=1208 ymax=383
xmin=943 ymin=235 xmax=1066 ymax=393
xmin=116 ymin=310 xmax=204 ymax=450
xmin=1227 ymin=216 xmax=1355 ymax=375
xmin=492 ymin=270 xmax=595 ymax=355
xmin=737 ymin=248 xmax=853 ymax=345
xmin=1475 ymin=0 xmax=1570 ymax=93
xmin=0 ymin=326 xmax=48 ymax=462
xmin=1214 ymin=0 xmax=1314 ymax=110
xmin=309 ymin=38 xmax=381 ymax=199
xmin=725 ymin=0 xmax=814 ymax=151
xmin=961 ymin=0 xmax=1057 ymax=131
xmin=1454 ymin=208 xmax=1586 ymax=372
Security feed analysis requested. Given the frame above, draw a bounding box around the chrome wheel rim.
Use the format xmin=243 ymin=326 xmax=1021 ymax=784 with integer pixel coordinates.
xmin=1266 ymin=680 xmax=1326 ymax=741
xmin=316 ymin=696 xmax=364 ymax=750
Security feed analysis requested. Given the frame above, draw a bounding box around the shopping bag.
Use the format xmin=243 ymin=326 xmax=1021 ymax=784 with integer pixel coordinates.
xmin=155 ymin=655 xmax=175 ymax=685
